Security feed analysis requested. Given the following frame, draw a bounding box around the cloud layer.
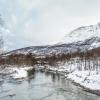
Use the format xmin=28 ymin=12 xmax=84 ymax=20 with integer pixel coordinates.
xmin=0 ymin=0 xmax=100 ymax=50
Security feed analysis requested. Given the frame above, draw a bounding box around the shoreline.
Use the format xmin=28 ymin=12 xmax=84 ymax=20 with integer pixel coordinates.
xmin=35 ymin=65 xmax=100 ymax=96
xmin=68 ymin=78 xmax=100 ymax=96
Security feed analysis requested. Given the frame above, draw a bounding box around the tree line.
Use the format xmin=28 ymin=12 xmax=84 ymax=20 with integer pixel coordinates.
xmin=0 ymin=47 xmax=100 ymax=73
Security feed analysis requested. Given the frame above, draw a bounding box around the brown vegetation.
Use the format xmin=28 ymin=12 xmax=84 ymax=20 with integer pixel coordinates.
xmin=0 ymin=47 xmax=100 ymax=73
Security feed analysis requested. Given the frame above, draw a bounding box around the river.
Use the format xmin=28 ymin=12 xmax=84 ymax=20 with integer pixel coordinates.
xmin=0 ymin=70 xmax=100 ymax=100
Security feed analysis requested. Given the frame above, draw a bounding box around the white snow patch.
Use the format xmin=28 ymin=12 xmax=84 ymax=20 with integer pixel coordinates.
xmin=61 ymin=23 xmax=100 ymax=44
xmin=11 ymin=68 xmax=27 ymax=79
xmin=67 ymin=70 xmax=100 ymax=90
xmin=10 ymin=67 xmax=33 ymax=79
xmin=0 ymin=66 xmax=33 ymax=79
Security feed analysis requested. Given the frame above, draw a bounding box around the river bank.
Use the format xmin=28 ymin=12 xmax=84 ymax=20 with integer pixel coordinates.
xmin=0 ymin=64 xmax=100 ymax=96
xmin=34 ymin=64 xmax=100 ymax=96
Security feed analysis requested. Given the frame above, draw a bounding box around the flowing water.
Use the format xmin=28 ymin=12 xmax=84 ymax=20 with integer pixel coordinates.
xmin=0 ymin=70 xmax=100 ymax=100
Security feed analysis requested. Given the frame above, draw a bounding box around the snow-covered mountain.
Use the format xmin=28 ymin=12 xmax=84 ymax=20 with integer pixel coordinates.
xmin=2 ymin=23 xmax=100 ymax=57
xmin=61 ymin=23 xmax=100 ymax=43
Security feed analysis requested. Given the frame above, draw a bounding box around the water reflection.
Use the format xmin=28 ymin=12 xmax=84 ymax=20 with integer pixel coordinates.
xmin=45 ymin=72 xmax=61 ymax=82
xmin=27 ymin=68 xmax=36 ymax=83
xmin=51 ymin=73 xmax=56 ymax=82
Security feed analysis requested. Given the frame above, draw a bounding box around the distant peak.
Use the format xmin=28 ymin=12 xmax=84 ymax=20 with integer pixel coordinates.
xmin=61 ymin=23 xmax=100 ymax=44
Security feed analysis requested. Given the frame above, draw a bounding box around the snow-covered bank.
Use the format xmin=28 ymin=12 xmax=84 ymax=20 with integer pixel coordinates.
xmin=11 ymin=68 xmax=28 ymax=79
xmin=0 ymin=66 xmax=33 ymax=79
xmin=36 ymin=62 xmax=100 ymax=95
xmin=67 ymin=71 xmax=100 ymax=90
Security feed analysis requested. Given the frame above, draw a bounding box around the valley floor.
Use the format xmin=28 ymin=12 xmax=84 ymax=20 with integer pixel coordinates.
xmin=0 ymin=63 xmax=100 ymax=95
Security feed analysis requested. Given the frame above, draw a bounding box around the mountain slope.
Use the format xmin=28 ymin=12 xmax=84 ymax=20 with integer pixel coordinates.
xmin=2 ymin=37 xmax=100 ymax=57
xmin=61 ymin=23 xmax=100 ymax=43
xmin=2 ymin=23 xmax=100 ymax=57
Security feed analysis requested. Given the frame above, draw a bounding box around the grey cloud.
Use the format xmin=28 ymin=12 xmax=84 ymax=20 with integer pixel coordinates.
xmin=0 ymin=0 xmax=100 ymax=50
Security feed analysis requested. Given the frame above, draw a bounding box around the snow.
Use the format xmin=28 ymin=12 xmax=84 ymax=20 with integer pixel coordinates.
xmin=67 ymin=70 xmax=100 ymax=90
xmin=61 ymin=23 xmax=100 ymax=44
xmin=89 ymin=42 xmax=100 ymax=49
xmin=36 ymin=60 xmax=100 ymax=92
xmin=11 ymin=68 xmax=27 ymax=79
xmin=11 ymin=67 xmax=33 ymax=79
xmin=61 ymin=62 xmax=100 ymax=91
xmin=0 ymin=66 xmax=33 ymax=79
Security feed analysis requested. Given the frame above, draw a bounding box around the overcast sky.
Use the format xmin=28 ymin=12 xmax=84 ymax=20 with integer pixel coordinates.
xmin=0 ymin=0 xmax=100 ymax=50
